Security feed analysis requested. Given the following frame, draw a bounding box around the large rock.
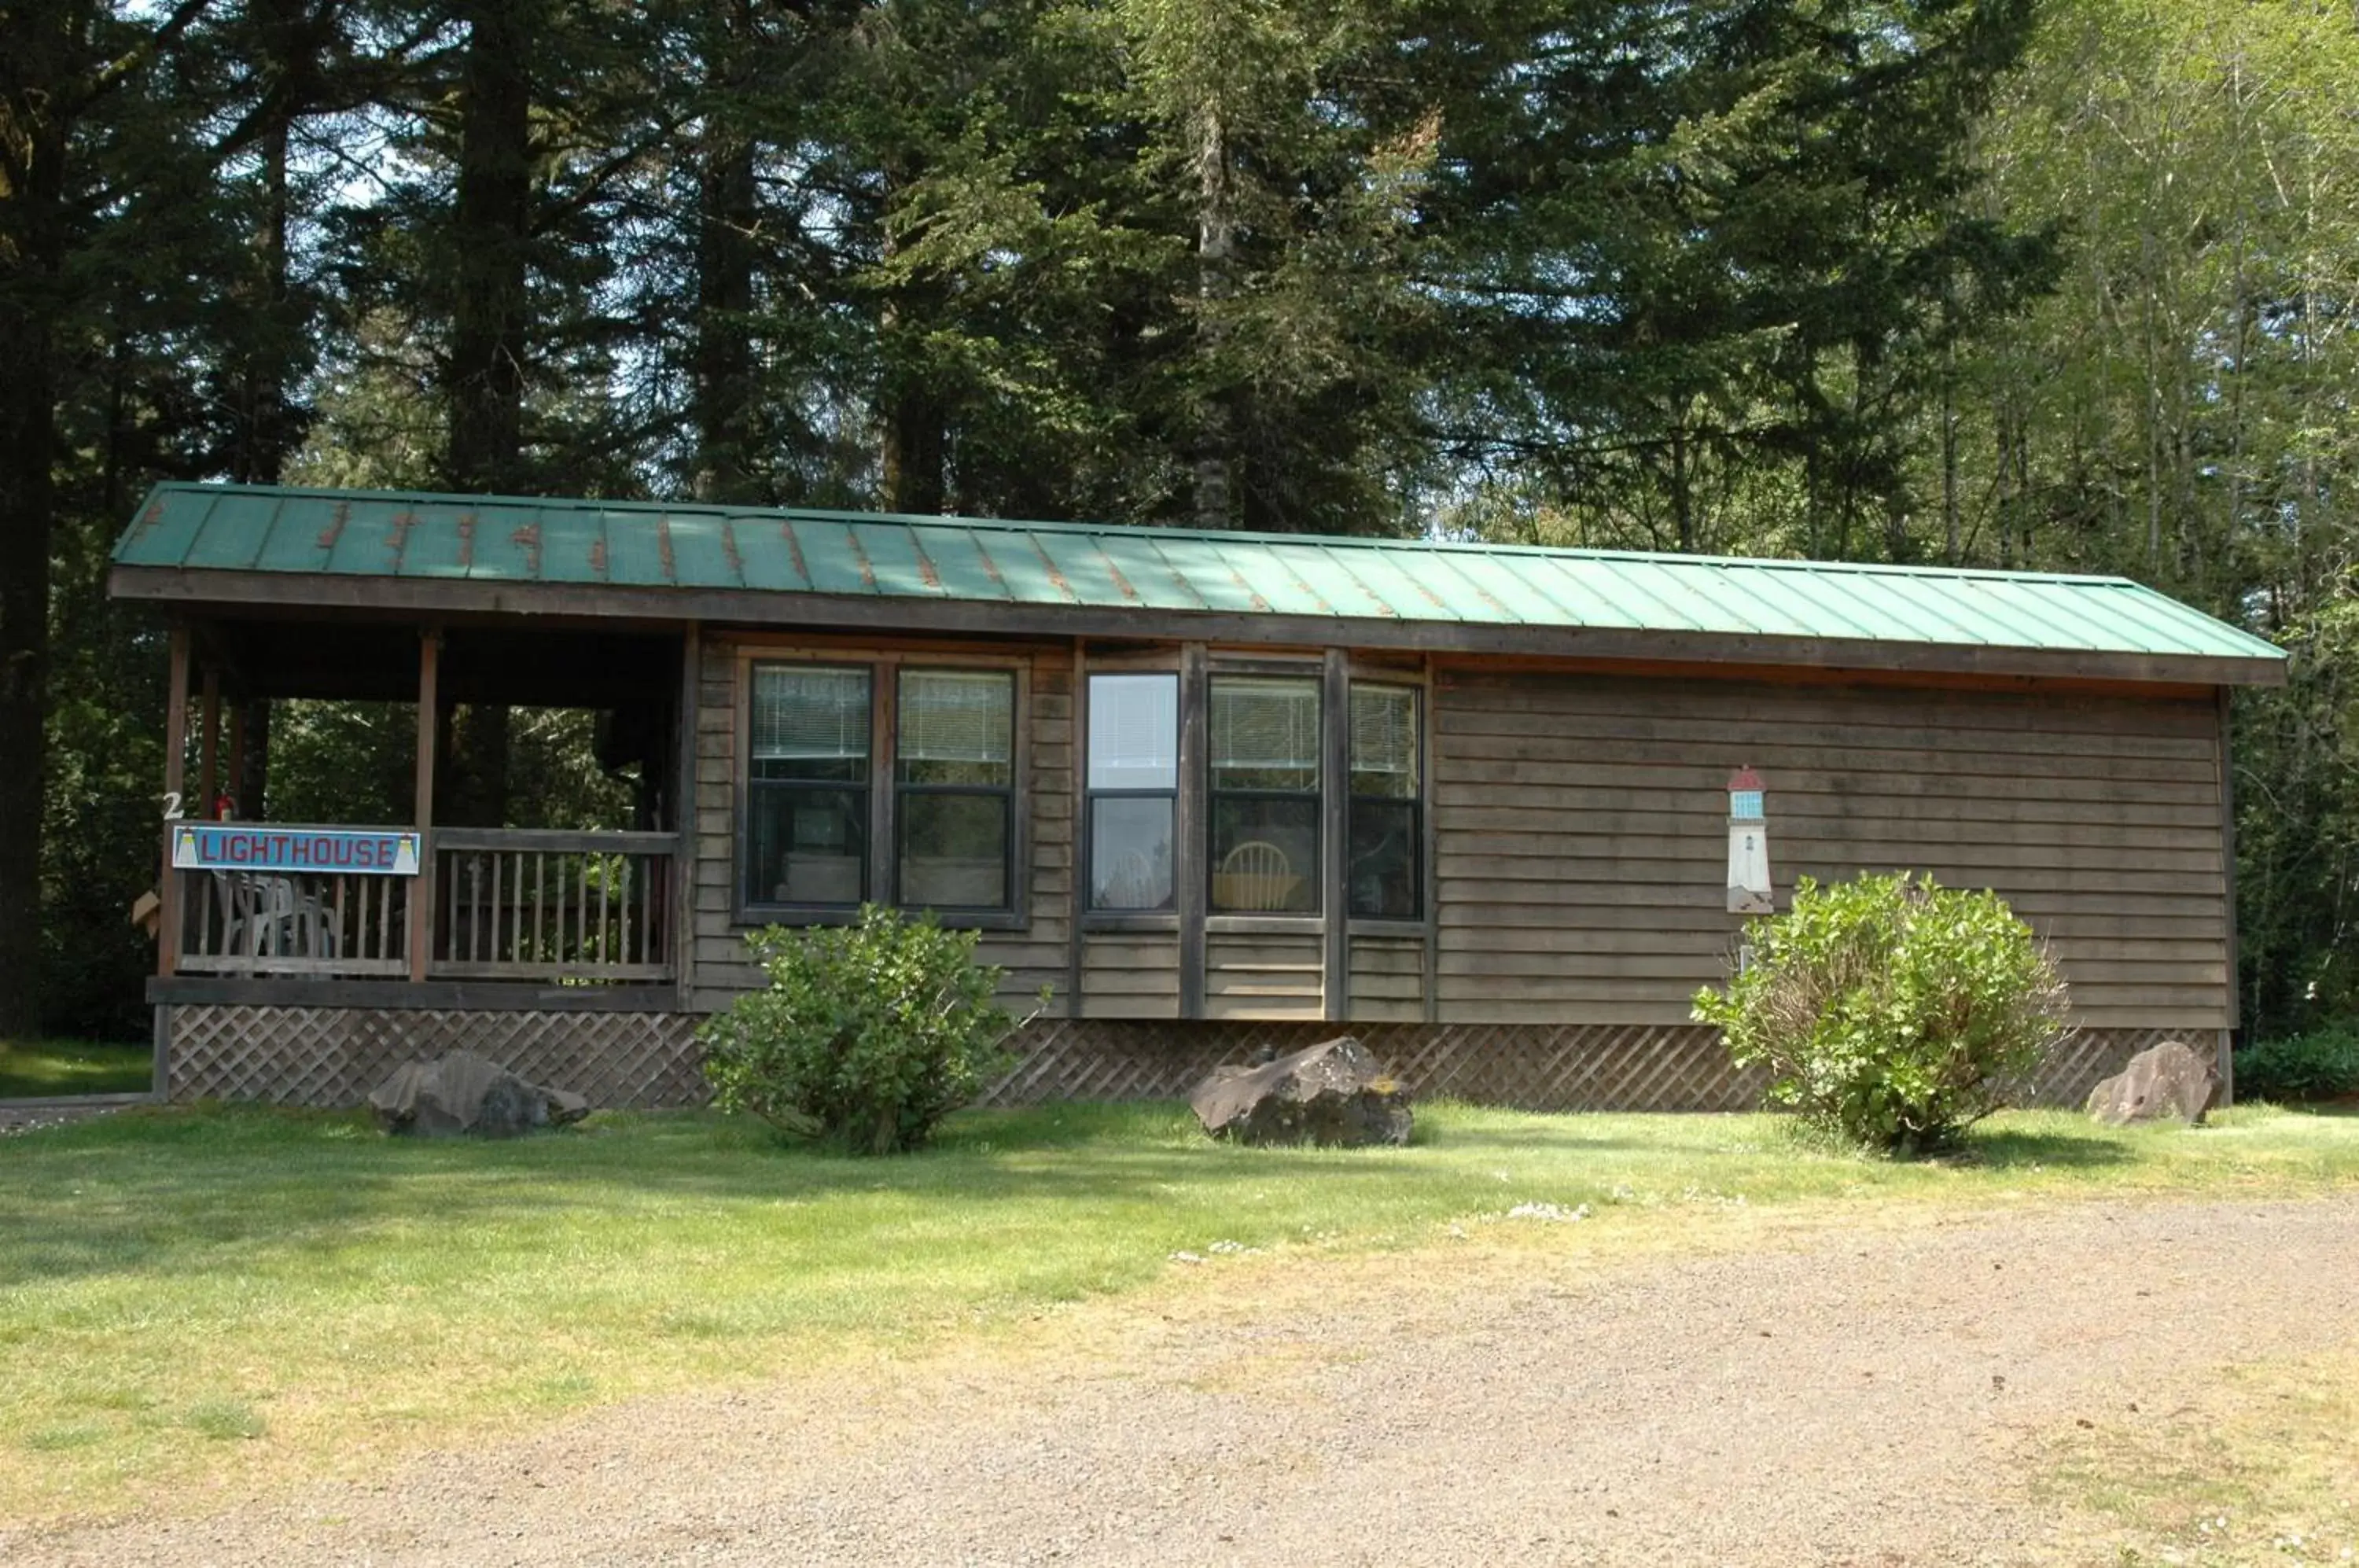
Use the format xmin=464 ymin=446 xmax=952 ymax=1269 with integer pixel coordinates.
xmin=1189 ymin=1036 xmax=1412 ymax=1147
xmin=368 ymin=1050 xmax=591 ymax=1138
xmin=2086 ymin=1039 xmax=2221 ymax=1126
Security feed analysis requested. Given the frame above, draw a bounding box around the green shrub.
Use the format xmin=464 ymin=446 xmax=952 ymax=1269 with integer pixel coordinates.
xmin=697 ymin=906 xmax=1028 ymax=1154
xmin=1692 ymin=872 xmax=2069 ymax=1154
xmin=2235 ymin=1027 xmax=2359 ymax=1104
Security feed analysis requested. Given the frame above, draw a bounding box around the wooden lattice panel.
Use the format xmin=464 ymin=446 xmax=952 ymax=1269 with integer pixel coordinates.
xmin=166 ymin=1006 xmax=2196 ymax=1117
xmin=987 ymin=1022 xmax=2187 ymax=1113
xmin=167 ymin=1006 xmax=705 ymax=1109
xmin=2038 ymin=1028 xmax=2184 ymax=1110
xmin=985 ymin=1021 xmax=1771 ymax=1111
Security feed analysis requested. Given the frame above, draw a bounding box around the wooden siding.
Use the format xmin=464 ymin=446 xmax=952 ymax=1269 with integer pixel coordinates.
xmin=1078 ymin=933 xmax=1180 ymax=1018
xmin=1433 ymin=669 xmax=2229 ymax=1031
xmin=1347 ymin=933 xmax=1426 ymax=1022
xmin=690 ymin=637 xmax=1073 ymax=1016
xmin=1205 ymin=930 xmax=1323 ymax=1020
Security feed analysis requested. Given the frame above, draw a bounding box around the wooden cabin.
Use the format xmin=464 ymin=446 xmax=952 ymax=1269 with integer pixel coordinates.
xmin=110 ymin=483 xmax=2287 ymax=1111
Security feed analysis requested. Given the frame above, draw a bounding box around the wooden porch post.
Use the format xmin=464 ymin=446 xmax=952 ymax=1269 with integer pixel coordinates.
xmin=157 ymin=626 xmax=191 ymax=978
xmin=1322 ymin=648 xmax=1349 ymax=1024
xmin=409 ymin=628 xmax=441 ymax=982
xmin=1177 ymin=642 xmax=1208 ymax=1020
xmin=673 ymin=622 xmax=699 ymax=1007
xmin=2217 ymin=683 xmax=2239 ymax=1106
xmin=1066 ymin=639 xmax=1087 ymax=1017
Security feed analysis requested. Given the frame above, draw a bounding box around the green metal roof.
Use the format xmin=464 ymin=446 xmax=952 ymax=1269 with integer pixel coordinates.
xmin=111 ymin=482 xmax=2286 ymax=679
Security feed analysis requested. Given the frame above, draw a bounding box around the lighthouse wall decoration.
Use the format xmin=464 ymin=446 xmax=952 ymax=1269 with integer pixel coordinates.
xmin=1726 ymin=766 xmax=1773 ymax=914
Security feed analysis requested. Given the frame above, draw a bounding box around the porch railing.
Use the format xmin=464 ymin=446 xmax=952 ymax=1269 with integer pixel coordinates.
xmin=164 ymin=826 xmax=678 ymax=984
xmin=430 ymin=829 xmax=675 ymax=983
xmin=173 ymin=864 xmax=410 ymax=977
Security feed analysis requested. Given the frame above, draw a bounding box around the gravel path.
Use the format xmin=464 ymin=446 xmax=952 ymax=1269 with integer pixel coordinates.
xmin=13 ymin=1193 xmax=2359 ymax=1566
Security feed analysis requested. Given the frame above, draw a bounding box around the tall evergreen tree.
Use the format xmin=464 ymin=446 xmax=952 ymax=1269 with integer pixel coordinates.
xmin=1 ymin=0 xmax=228 ymax=1036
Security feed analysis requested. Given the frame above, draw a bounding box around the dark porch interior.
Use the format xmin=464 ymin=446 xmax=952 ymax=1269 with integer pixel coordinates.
xmin=159 ymin=613 xmax=694 ymax=990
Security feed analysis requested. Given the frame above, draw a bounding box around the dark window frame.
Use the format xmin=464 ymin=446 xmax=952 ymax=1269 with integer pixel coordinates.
xmin=741 ymin=661 xmax=875 ymax=916
xmin=1083 ymin=669 xmax=1182 ymax=915
xmin=1345 ymin=681 xmax=1422 ymax=922
xmin=892 ymin=665 xmax=1018 ymax=918
xmin=734 ymin=651 xmax=1029 ymax=929
xmin=1205 ymin=673 xmax=1323 ymax=917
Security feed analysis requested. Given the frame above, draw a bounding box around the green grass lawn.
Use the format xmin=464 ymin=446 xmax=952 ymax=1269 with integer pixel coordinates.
xmin=0 ymin=1038 xmax=151 ymax=1099
xmin=2 ymin=1099 xmax=2355 ymax=1522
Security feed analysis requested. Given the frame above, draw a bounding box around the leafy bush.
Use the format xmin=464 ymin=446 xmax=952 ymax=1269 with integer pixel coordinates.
xmin=2235 ymin=1027 xmax=2359 ymax=1105
xmin=697 ymin=907 xmax=1028 ymax=1154
xmin=1692 ymin=872 xmax=2069 ymax=1154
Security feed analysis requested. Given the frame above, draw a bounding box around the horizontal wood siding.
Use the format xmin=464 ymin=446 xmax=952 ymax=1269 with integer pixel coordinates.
xmin=690 ymin=635 xmax=751 ymax=1007
xmin=1205 ymin=931 xmax=1323 ymax=1021
xmin=690 ymin=639 xmax=1073 ymax=1016
xmin=1080 ymin=933 xmax=1180 ymax=1018
xmin=1434 ymin=671 xmax=2229 ymax=1031
xmin=984 ymin=660 xmax=1071 ymax=1013
xmin=1348 ymin=933 xmax=1425 ymax=1022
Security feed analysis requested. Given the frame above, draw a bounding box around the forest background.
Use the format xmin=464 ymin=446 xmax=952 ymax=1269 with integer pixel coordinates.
xmin=2 ymin=0 xmax=2353 ymax=1049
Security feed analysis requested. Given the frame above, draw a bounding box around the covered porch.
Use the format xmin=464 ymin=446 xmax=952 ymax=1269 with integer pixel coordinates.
xmin=152 ymin=613 xmax=695 ymax=1003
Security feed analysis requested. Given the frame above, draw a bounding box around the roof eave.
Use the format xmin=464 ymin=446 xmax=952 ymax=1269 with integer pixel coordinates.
xmin=106 ymin=564 xmax=2291 ymax=689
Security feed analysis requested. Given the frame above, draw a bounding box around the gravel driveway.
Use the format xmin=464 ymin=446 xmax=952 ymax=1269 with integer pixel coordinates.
xmin=13 ymin=1193 xmax=2359 ymax=1566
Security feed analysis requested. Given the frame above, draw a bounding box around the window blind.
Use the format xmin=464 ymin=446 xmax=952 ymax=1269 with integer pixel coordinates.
xmin=1211 ymin=678 xmax=1319 ymax=774
xmin=899 ymin=670 xmax=1013 ymax=764
xmin=1087 ymin=673 xmax=1179 ymax=790
xmin=752 ymin=667 xmax=870 ymax=760
xmin=1349 ymin=686 xmax=1417 ymax=785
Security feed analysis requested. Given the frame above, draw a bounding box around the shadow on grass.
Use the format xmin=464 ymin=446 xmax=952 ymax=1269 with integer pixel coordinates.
xmin=1 ymin=1100 xmax=1533 ymax=1287
xmin=1953 ymin=1125 xmax=2135 ymax=1170
xmin=0 ymin=1097 xmax=2202 ymax=1293
xmin=0 ymin=1040 xmax=153 ymax=1101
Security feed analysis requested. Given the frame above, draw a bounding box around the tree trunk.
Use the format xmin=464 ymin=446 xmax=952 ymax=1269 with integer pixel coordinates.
xmin=444 ymin=0 xmax=535 ymax=495
xmin=442 ymin=2 xmax=537 ymax=825
xmin=876 ymin=149 xmax=944 ymax=516
xmin=692 ymin=0 xmax=760 ymax=504
xmin=1668 ymin=422 xmax=1694 ymax=553
xmin=880 ymin=373 xmax=946 ymax=515
xmin=445 ymin=703 xmax=510 ymax=829
xmin=231 ymin=6 xmax=299 ymax=487
xmin=1192 ymin=102 xmax=1235 ymax=530
xmin=0 ymin=16 xmax=75 ymax=1038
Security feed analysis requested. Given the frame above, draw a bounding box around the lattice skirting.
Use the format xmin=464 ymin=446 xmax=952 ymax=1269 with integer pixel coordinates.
xmin=163 ymin=1005 xmax=705 ymax=1109
xmin=160 ymin=1006 xmax=2196 ymax=1114
xmin=986 ymin=1021 xmax=2197 ymax=1113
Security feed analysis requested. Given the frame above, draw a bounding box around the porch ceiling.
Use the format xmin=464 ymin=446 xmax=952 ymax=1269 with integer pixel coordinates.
xmin=195 ymin=620 xmax=682 ymax=706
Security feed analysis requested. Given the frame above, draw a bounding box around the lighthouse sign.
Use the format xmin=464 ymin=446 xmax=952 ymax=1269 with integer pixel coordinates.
xmin=1725 ymin=766 xmax=1773 ymax=914
xmin=172 ymin=823 xmax=421 ymax=877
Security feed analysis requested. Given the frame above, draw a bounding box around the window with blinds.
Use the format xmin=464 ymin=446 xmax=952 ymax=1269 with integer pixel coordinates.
xmin=751 ymin=666 xmax=870 ymax=771
xmin=896 ymin=668 xmax=1015 ymax=911
xmin=1347 ymin=683 xmax=1420 ymax=918
xmin=1086 ymin=673 xmax=1179 ymax=793
xmin=746 ymin=664 xmax=871 ymax=906
xmin=1211 ymin=677 xmax=1320 ymax=792
xmin=1208 ymin=675 xmax=1319 ymax=913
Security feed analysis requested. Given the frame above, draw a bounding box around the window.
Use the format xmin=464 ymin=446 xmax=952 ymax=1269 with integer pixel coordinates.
xmin=1209 ymin=675 xmax=1319 ymax=913
xmin=746 ymin=664 xmax=870 ymax=907
xmin=1086 ymin=672 xmax=1178 ymax=911
xmin=896 ymin=668 xmax=1014 ymax=911
xmin=1347 ymin=684 xmax=1420 ymax=918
